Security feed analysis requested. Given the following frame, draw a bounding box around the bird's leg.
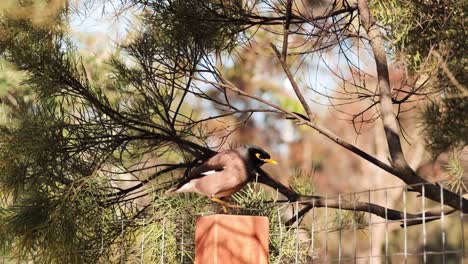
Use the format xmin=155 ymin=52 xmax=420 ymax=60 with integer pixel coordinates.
xmin=210 ymin=197 xmax=242 ymax=213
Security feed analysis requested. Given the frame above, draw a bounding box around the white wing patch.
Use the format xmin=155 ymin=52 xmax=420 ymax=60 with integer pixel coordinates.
xmin=175 ymin=181 xmax=195 ymax=193
xmin=200 ymin=167 xmax=224 ymax=176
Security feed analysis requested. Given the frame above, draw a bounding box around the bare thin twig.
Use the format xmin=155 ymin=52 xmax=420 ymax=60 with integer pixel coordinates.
xmin=281 ymin=0 xmax=293 ymax=61
xmin=271 ymin=44 xmax=314 ymax=121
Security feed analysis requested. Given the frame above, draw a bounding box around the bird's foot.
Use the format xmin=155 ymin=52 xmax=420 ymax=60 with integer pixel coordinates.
xmin=211 ymin=198 xmax=242 ymax=213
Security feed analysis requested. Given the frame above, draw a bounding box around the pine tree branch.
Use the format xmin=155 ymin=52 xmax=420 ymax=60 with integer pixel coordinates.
xmin=256 ymin=168 xmax=457 ymax=228
xmin=357 ymin=0 xmax=468 ymax=213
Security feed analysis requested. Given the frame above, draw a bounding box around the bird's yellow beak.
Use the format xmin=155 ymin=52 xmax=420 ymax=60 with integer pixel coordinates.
xmin=262 ymin=158 xmax=278 ymax=165
xmin=255 ymin=153 xmax=278 ymax=165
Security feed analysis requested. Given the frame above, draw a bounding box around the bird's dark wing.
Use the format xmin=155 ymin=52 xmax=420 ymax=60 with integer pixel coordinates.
xmin=189 ymin=150 xmax=240 ymax=177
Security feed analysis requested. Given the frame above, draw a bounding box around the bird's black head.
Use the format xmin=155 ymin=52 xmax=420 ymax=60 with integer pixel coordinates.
xmin=244 ymin=145 xmax=277 ymax=168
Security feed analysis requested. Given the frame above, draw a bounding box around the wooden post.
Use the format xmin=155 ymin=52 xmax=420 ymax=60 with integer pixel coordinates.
xmin=195 ymin=214 xmax=269 ymax=264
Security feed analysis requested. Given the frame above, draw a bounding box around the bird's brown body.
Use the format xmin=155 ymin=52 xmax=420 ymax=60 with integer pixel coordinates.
xmin=167 ymin=150 xmax=250 ymax=198
xmin=180 ymin=150 xmax=249 ymax=198
xmin=166 ymin=145 xmax=276 ymax=211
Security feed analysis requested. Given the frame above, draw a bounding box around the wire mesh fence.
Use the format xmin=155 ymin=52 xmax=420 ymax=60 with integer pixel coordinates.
xmin=1 ymin=179 xmax=466 ymax=263
xmin=302 ymin=181 xmax=466 ymax=263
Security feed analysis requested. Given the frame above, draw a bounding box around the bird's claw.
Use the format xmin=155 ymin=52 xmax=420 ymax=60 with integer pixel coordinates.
xmin=211 ymin=197 xmax=242 ymax=213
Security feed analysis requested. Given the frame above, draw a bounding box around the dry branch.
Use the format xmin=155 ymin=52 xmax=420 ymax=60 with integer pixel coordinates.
xmin=271 ymin=44 xmax=314 ymax=121
xmin=185 ymin=71 xmax=467 ymax=213
xmin=357 ymin=0 xmax=467 ymax=212
xmin=256 ymin=168 xmax=456 ymax=228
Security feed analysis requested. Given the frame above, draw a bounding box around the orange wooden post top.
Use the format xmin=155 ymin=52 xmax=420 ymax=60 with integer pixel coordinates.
xmin=195 ymin=214 xmax=269 ymax=264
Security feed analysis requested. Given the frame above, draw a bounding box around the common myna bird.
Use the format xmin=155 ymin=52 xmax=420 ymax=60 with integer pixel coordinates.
xmin=166 ymin=145 xmax=277 ymax=212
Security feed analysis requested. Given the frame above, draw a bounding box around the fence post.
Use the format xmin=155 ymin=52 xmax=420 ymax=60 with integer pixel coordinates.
xmin=195 ymin=214 xmax=269 ymax=264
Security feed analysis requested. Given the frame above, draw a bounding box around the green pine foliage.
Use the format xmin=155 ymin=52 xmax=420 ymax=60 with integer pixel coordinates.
xmin=422 ymin=95 xmax=468 ymax=156
xmin=141 ymin=0 xmax=244 ymax=57
xmin=0 ymin=1 xmax=267 ymax=262
xmin=371 ymin=0 xmax=465 ymax=71
xmin=233 ymin=183 xmax=315 ymax=263
xmin=444 ymin=153 xmax=467 ymax=193
xmin=372 ymin=0 xmax=467 ymax=156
